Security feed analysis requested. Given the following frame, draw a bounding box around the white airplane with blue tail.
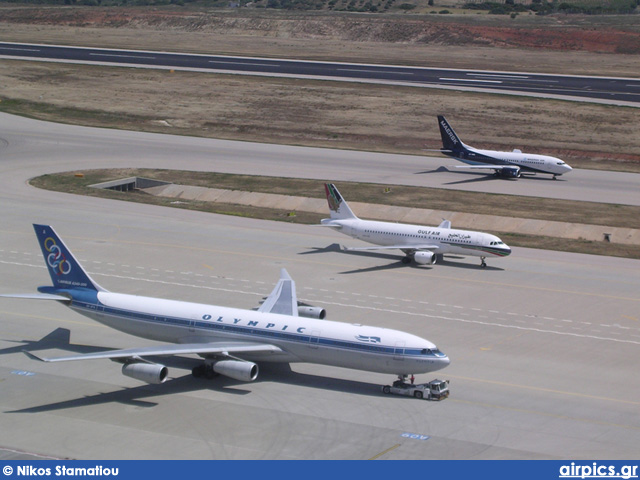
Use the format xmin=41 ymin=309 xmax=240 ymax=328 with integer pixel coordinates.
xmin=437 ymin=115 xmax=572 ymax=179
xmin=0 ymin=224 xmax=449 ymax=385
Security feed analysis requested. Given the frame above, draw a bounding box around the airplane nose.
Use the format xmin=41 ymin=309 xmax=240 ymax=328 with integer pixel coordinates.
xmin=504 ymin=246 xmax=512 ymax=256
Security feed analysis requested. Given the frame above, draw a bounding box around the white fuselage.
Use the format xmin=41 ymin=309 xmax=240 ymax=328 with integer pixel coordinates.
xmin=330 ymin=218 xmax=511 ymax=259
xmin=68 ymin=291 xmax=450 ymax=376
xmin=458 ymin=146 xmax=573 ymax=176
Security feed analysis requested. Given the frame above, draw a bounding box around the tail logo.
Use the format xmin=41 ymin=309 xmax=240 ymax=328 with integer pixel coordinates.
xmin=355 ymin=335 xmax=381 ymax=344
xmin=325 ymin=184 xmax=343 ymax=213
xmin=44 ymin=237 xmax=72 ymax=275
xmin=440 ymin=120 xmax=458 ymax=146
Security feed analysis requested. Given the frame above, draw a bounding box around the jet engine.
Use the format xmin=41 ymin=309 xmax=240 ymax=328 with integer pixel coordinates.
xmin=414 ymin=251 xmax=437 ymax=265
xmin=498 ymin=166 xmax=521 ymax=178
xmin=122 ymin=362 xmax=168 ymax=384
xmin=212 ymin=360 xmax=259 ymax=382
xmin=297 ymin=305 xmax=327 ymax=319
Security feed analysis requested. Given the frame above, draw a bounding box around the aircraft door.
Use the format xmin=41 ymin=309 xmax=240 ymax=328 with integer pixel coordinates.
xmin=394 ymin=341 xmax=405 ymax=361
xmin=309 ymin=330 xmax=321 ymax=349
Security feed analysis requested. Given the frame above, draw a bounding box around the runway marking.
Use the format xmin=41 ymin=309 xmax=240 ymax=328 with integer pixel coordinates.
xmin=2 ymin=258 xmax=639 ymax=342
xmin=0 ymin=447 xmax=63 ymax=460
xmin=210 ymin=60 xmax=277 ymax=67
xmin=369 ymin=443 xmax=401 ymax=460
xmin=440 ymin=77 xmax=502 ymax=84
xmin=90 ymin=53 xmax=154 ymax=60
xmin=338 ymin=68 xmax=414 ymax=76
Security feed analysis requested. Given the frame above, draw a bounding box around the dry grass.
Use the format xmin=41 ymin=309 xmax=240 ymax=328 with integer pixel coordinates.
xmin=29 ymin=169 xmax=640 ymax=259
xmin=1 ymin=60 xmax=639 ymax=172
xmin=1 ymin=7 xmax=639 ymax=171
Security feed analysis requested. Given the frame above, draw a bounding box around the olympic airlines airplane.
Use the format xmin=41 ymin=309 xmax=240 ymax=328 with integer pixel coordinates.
xmin=0 ymin=225 xmax=449 ymax=385
xmin=320 ymin=184 xmax=511 ymax=268
xmin=437 ymin=115 xmax=572 ymax=179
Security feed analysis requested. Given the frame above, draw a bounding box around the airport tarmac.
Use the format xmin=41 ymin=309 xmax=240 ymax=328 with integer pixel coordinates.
xmin=0 ymin=113 xmax=638 ymax=206
xmin=0 ymin=114 xmax=639 ymax=459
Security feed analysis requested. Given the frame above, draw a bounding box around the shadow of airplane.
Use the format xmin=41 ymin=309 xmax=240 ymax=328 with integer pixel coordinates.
xmin=416 ymin=166 xmax=567 ymax=184
xmin=4 ymin=332 xmax=389 ymax=413
xmin=413 ymin=166 xmax=450 ymax=175
xmin=6 ymin=360 xmax=387 ymax=414
xmin=300 ymin=245 xmax=503 ymax=273
xmin=0 ymin=328 xmax=75 ymax=356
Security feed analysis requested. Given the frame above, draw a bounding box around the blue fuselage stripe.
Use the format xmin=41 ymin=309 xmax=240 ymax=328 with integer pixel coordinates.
xmin=69 ymin=300 xmax=441 ymax=360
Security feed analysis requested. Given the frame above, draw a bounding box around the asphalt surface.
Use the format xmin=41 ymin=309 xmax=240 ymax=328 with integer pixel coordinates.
xmin=0 ymin=113 xmax=638 ymax=206
xmin=2 ymin=42 xmax=640 ymax=106
xmin=0 ymin=113 xmax=639 ymax=459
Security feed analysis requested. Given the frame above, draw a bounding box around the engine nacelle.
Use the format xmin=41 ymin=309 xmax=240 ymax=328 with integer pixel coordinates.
xmin=213 ymin=360 xmax=258 ymax=382
xmin=297 ymin=305 xmax=327 ymax=319
xmin=500 ymin=166 xmax=521 ymax=178
xmin=414 ymin=251 xmax=437 ymax=265
xmin=122 ymin=362 xmax=168 ymax=384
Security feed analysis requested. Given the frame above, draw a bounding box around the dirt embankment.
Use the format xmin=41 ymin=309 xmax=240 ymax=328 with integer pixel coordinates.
xmin=2 ymin=6 xmax=640 ymax=54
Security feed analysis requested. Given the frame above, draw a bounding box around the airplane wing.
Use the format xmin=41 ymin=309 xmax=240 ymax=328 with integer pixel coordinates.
xmin=257 ymin=268 xmax=298 ymax=316
xmin=454 ymin=164 xmax=517 ymax=171
xmin=344 ymin=244 xmax=440 ymax=252
xmin=24 ymin=342 xmax=283 ymax=363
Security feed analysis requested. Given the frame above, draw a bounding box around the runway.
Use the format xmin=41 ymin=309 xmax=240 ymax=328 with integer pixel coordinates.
xmin=0 ymin=113 xmax=638 ymax=206
xmin=2 ymin=42 xmax=640 ymax=106
xmin=0 ymin=113 xmax=639 ymax=459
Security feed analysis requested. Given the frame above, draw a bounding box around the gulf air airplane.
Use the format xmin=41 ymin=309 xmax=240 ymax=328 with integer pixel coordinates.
xmin=437 ymin=115 xmax=572 ymax=179
xmin=0 ymin=224 xmax=449 ymax=385
xmin=320 ymin=184 xmax=511 ymax=268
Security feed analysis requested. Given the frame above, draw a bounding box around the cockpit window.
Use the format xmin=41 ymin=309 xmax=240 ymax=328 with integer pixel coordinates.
xmin=421 ymin=348 xmax=445 ymax=357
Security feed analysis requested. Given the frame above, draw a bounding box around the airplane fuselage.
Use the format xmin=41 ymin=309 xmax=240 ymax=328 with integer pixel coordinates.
xmin=42 ymin=287 xmax=450 ymax=376
xmin=446 ymin=146 xmax=572 ymax=177
xmin=329 ymin=218 xmax=511 ymax=259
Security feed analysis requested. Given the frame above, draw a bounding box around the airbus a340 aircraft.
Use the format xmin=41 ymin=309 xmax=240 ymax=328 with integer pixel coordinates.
xmin=320 ymin=184 xmax=511 ymax=268
xmin=436 ymin=115 xmax=572 ymax=179
xmin=1 ymin=225 xmax=449 ymax=385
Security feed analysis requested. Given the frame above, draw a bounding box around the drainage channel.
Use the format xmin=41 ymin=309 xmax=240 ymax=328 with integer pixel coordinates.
xmin=89 ymin=177 xmax=171 ymax=192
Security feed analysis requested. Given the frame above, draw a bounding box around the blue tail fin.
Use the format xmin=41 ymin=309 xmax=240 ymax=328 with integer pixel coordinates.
xmin=437 ymin=115 xmax=466 ymax=154
xmin=33 ymin=224 xmax=105 ymax=292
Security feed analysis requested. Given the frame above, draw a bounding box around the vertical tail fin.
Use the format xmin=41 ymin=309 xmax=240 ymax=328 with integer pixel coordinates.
xmin=324 ymin=184 xmax=358 ymax=220
xmin=33 ymin=224 xmax=105 ymax=292
xmin=437 ymin=115 xmax=466 ymax=154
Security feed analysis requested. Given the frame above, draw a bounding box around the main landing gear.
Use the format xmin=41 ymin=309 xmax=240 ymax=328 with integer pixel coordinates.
xmin=191 ymin=362 xmax=219 ymax=380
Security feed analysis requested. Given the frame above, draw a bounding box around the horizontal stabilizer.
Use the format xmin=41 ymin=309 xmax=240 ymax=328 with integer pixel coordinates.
xmin=0 ymin=293 xmax=69 ymax=301
xmin=316 ymin=220 xmax=343 ymax=229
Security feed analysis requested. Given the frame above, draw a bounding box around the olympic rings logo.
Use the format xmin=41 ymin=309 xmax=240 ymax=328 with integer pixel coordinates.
xmin=44 ymin=237 xmax=72 ymax=275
